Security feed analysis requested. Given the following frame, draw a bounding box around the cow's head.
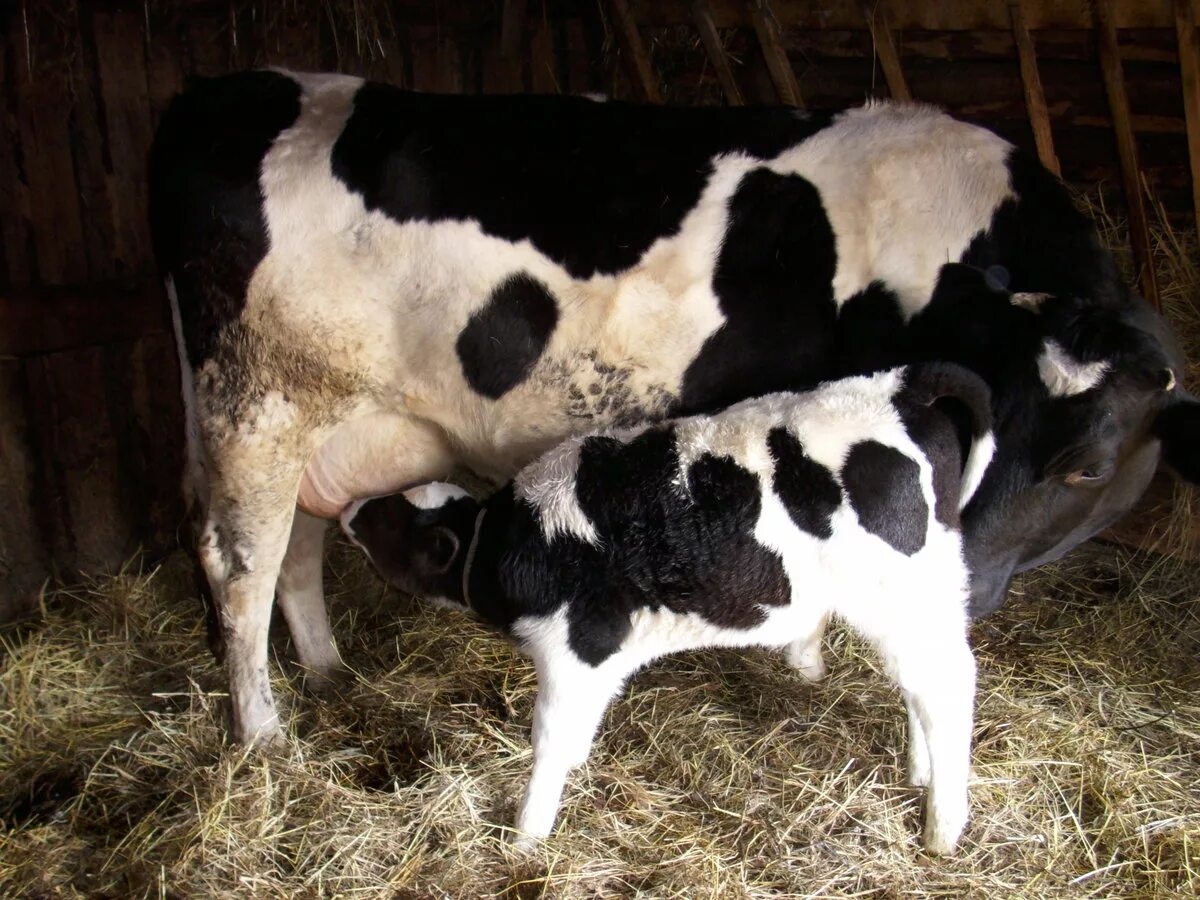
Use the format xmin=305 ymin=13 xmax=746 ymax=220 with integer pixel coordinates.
xmin=946 ymin=276 xmax=1196 ymax=616
xmin=340 ymin=483 xmax=479 ymax=611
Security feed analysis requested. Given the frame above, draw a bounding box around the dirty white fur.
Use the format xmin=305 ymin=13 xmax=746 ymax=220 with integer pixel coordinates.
xmin=1038 ymin=339 xmax=1110 ymax=397
xmin=496 ymin=370 xmax=988 ymax=855
xmin=185 ymin=72 xmax=1019 ymax=745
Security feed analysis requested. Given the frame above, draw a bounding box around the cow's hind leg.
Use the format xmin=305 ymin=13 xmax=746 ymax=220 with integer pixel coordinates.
xmin=276 ymin=510 xmax=342 ymax=687
xmin=198 ymin=429 xmax=309 ymax=747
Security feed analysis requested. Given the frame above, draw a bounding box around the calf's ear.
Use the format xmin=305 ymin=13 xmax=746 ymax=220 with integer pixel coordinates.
xmin=414 ymin=525 xmax=461 ymax=576
xmin=1153 ymin=397 xmax=1200 ymax=483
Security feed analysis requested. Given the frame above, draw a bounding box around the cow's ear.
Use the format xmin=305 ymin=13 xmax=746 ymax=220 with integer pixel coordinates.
xmin=414 ymin=525 xmax=461 ymax=576
xmin=1153 ymin=397 xmax=1200 ymax=483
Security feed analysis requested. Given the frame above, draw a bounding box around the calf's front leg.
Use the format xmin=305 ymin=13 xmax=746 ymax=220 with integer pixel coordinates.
xmin=515 ymin=659 xmax=626 ymax=849
xmin=892 ymin=634 xmax=977 ymax=855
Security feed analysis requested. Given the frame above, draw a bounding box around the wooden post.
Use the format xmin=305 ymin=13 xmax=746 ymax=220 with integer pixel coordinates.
xmin=1174 ymin=0 xmax=1200 ymax=236
xmin=500 ymin=0 xmax=527 ymax=59
xmin=0 ymin=25 xmax=32 ymax=286
xmin=93 ymin=9 xmax=156 ymax=276
xmin=861 ymin=1 xmax=911 ymax=101
xmin=1009 ymin=0 xmax=1061 ymax=177
xmin=607 ymin=0 xmax=662 ymax=102
xmin=748 ymin=0 xmax=803 ymax=107
xmin=692 ymin=0 xmax=744 ymax=105
xmin=531 ymin=19 xmax=560 ymax=93
xmin=1094 ymin=0 xmax=1159 ymax=309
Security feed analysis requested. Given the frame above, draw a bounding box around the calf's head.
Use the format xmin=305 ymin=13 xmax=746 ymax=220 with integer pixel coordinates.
xmin=957 ymin=285 xmax=1197 ymax=615
xmin=340 ymin=483 xmax=479 ymax=610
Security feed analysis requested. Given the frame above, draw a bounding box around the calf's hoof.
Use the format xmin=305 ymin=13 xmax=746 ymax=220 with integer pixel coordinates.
xmin=786 ymin=643 xmax=827 ymax=683
xmin=510 ymin=831 xmax=546 ymax=855
xmin=921 ymin=800 xmax=968 ymax=856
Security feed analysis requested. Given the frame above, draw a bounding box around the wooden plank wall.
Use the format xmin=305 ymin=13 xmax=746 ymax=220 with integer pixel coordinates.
xmin=1 ymin=0 xmax=1199 ymax=617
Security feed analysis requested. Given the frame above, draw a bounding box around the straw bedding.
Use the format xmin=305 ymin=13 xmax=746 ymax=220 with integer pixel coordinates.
xmin=1 ymin=212 xmax=1198 ymax=899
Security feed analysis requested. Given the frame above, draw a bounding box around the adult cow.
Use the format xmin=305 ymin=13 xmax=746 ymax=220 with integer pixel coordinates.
xmin=149 ymin=70 xmax=1199 ymax=746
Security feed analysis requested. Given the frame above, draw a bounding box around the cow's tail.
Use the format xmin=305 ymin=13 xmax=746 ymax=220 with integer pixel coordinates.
xmin=903 ymin=362 xmax=995 ymax=511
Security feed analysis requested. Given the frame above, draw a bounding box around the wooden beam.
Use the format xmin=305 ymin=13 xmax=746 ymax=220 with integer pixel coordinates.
xmin=748 ymin=0 xmax=803 ymax=107
xmin=1175 ymin=0 xmax=1200 ymax=236
xmin=631 ymin=1 xmax=1200 ymax=32
xmin=692 ymin=0 xmax=744 ymax=105
xmin=0 ymin=281 xmax=170 ymax=359
xmin=861 ymin=2 xmax=911 ymax=101
xmin=607 ymin=0 xmax=663 ymax=102
xmin=1094 ymin=0 xmax=1159 ymax=309
xmin=500 ymin=0 xmax=527 ymax=59
xmin=1009 ymin=0 xmax=1061 ymax=177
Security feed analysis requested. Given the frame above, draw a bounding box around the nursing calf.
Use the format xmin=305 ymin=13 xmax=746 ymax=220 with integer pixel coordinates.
xmin=342 ymin=363 xmax=995 ymax=854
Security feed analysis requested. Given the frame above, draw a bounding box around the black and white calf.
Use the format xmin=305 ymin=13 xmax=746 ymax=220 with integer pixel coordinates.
xmin=342 ymin=363 xmax=995 ymax=854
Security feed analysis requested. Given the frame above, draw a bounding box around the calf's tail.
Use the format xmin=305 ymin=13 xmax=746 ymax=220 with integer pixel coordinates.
xmin=903 ymin=362 xmax=995 ymax=510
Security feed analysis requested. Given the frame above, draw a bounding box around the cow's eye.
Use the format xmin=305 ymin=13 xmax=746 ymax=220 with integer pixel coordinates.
xmin=1065 ymin=467 xmax=1112 ymax=486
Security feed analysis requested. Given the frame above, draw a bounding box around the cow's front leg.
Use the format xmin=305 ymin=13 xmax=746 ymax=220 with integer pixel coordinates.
xmin=515 ymin=660 xmax=626 ymax=849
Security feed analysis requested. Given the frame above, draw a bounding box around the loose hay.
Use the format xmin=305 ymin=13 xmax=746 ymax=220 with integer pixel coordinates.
xmin=3 ymin=204 xmax=1199 ymax=897
xmin=2 ymin=539 xmax=1198 ymax=898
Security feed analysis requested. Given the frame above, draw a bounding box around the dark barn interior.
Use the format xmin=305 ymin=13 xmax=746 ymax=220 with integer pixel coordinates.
xmin=1 ymin=2 xmax=1199 ymax=896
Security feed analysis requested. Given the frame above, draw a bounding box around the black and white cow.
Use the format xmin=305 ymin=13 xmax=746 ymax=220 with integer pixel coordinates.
xmin=149 ymin=70 xmax=1199 ymax=745
xmin=341 ymin=363 xmax=995 ymax=854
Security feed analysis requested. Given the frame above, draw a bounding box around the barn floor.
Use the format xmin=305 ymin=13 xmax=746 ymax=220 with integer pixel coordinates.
xmin=1 ymin=538 xmax=1198 ymax=898
xmin=3 ymin=212 xmax=1200 ymax=898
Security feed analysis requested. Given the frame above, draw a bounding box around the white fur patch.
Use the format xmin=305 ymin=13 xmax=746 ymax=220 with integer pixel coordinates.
xmin=513 ymin=438 xmax=600 ymax=545
xmin=1038 ymin=339 xmax=1110 ymax=397
xmin=1011 ymin=291 xmax=1052 ymax=311
xmin=404 ymin=482 xmax=469 ymax=509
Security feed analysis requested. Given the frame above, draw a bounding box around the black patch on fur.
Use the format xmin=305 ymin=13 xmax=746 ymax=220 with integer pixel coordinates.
xmin=842 ymin=441 xmax=928 ymax=556
xmin=766 ymin=427 xmax=842 ymax=538
xmin=149 ymin=72 xmax=303 ymax=366
xmin=1153 ymin=398 xmax=1200 ymax=484
xmin=331 ymin=84 xmax=834 ymax=279
xmin=896 ymin=362 xmax=994 ymax=529
xmin=894 ymin=399 xmax=964 ymax=531
xmin=678 ymin=169 xmax=837 ymax=414
xmin=835 ymin=281 xmax=909 ymax=376
xmin=456 ymin=272 xmax=559 ymax=399
xmin=466 ymin=427 xmax=790 ymax=666
xmin=960 ymin=149 xmax=1129 ymax=308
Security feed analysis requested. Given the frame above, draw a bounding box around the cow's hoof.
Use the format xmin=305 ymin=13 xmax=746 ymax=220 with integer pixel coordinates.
xmin=300 ymin=665 xmax=353 ymax=699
